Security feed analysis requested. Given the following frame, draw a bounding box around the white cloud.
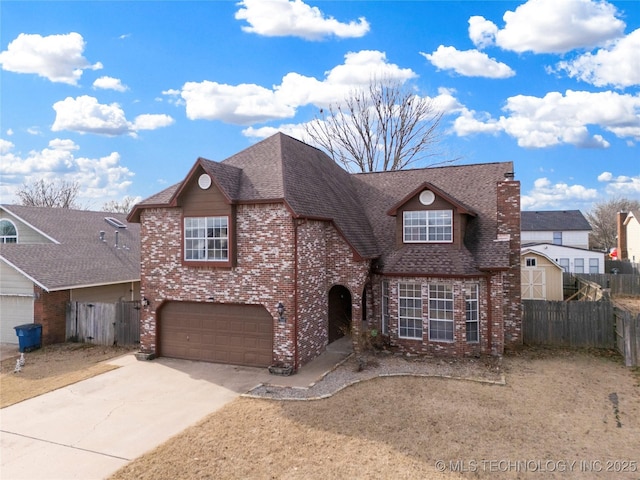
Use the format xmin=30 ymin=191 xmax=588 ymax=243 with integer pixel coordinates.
xmin=468 ymin=15 xmax=498 ymax=49
xmin=0 ymin=139 xmax=14 ymax=155
xmin=93 ymin=76 xmax=129 ymax=92
xmin=242 ymin=87 xmax=463 ymax=144
xmin=0 ymin=139 xmax=134 ymax=204
xmin=0 ymin=32 xmax=102 ymax=85
xmin=452 ymin=90 xmax=640 ymax=148
xmin=235 ymin=0 xmax=369 ymax=40
xmin=6 ymin=129 xmax=14 ymax=136
xmin=51 ymin=96 xmax=175 ymax=136
xmin=472 ymin=0 xmax=625 ymax=54
xmin=453 ymin=108 xmax=502 ymax=137
xmin=420 ymin=46 xmax=515 ymax=79
xmin=554 ymin=28 xmax=640 ymax=88
xmin=597 ymin=171 xmax=613 ymax=182
xmin=521 ymin=177 xmax=599 ymax=210
xmin=132 ymin=114 xmax=175 ymax=130
xmin=597 ymin=171 xmax=640 ymax=196
xmin=174 ymin=50 xmax=417 ymax=124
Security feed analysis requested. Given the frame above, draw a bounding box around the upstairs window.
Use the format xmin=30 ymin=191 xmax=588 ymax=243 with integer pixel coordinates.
xmin=0 ymin=219 xmax=17 ymax=243
xmin=403 ymin=210 xmax=452 ymax=243
xmin=184 ymin=216 xmax=229 ymax=262
xmin=559 ymin=258 xmax=570 ymax=272
xmin=553 ymin=231 xmax=562 ymax=245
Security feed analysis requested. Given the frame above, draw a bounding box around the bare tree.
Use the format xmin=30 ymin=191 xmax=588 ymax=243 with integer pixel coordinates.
xmin=16 ymin=179 xmax=80 ymax=209
xmin=101 ymin=196 xmax=138 ymax=214
xmin=303 ymin=78 xmax=447 ymax=172
xmin=586 ymin=197 xmax=640 ymax=251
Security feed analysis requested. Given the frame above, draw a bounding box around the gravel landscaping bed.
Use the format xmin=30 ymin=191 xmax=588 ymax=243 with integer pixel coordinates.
xmin=245 ymin=351 xmax=505 ymax=400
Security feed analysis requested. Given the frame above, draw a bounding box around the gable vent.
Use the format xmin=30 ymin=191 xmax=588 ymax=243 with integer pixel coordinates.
xmin=105 ymin=217 xmax=127 ymax=228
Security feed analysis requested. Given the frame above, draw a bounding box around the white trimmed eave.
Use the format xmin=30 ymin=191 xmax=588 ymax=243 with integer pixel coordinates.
xmin=50 ymin=278 xmax=141 ymax=292
xmin=0 ymin=255 xmax=49 ymax=291
xmin=1 ymin=205 xmax=61 ymax=244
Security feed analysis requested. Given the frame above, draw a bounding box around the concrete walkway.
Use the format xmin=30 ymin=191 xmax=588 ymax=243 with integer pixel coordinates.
xmin=0 ymin=338 xmax=352 ymax=480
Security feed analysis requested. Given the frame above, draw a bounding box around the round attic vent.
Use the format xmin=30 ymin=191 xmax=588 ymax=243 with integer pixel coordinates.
xmin=198 ymin=173 xmax=212 ymax=190
xmin=419 ymin=190 xmax=435 ymax=205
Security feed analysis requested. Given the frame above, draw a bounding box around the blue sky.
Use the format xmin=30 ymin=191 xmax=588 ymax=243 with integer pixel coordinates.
xmin=1 ymin=0 xmax=638 ymax=212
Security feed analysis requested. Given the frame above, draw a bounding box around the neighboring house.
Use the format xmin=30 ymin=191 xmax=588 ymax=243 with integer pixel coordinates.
xmin=617 ymin=211 xmax=640 ymax=263
xmin=128 ymin=133 xmax=521 ymax=371
xmin=521 ymin=210 xmax=592 ymax=249
xmin=520 ymin=248 xmax=563 ymax=300
xmin=522 ymin=243 xmax=605 ymax=274
xmin=0 ymin=205 xmax=140 ymax=345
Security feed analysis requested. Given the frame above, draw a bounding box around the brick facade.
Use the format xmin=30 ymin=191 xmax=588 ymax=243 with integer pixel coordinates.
xmin=497 ymin=180 xmax=522 ymax=348
xmin=138 ymin=204 xmax=370 ymax=370
xmin=33 ymin=286 xmax=69 ymax=345
xmin=368 ymin=274 xmax=505 ymax=357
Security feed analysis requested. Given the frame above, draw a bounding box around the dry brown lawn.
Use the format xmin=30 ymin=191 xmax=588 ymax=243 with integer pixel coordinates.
xmin=0 ymin=343 xmax=134 ymax=408
xmin=109 ymin=348 xmax=640 ymax=480
xmin=2 ymin=343 xmax=638 ymax=479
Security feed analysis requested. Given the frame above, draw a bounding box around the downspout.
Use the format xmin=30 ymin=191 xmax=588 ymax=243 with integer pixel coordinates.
xmin=293 ymin=218 xmax=299 ymax=371
xmin=485 ymin=272 xmax=493 ymax=354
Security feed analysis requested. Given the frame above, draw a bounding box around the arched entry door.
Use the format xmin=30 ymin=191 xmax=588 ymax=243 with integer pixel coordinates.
xmin=328 ymin=285 xmax=352 ymax=343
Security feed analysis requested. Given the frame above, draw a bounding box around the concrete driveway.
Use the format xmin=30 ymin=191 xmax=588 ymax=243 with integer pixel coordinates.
xmin=0 ymin=354 xmax=275 ymax=480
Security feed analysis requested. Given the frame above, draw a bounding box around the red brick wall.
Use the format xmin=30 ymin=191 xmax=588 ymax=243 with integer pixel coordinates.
xmin=497 ymin=180 xmax=522 ymax=348
xmin=139 ymin=204 xmax=296 ymax=366
xmin=139 ymin=205 xmax=372 ymax=369
xmin=33 ymin=286 xmax=69 ymax=345
xmin=295 ymin=220 xmax=371 ymax=364
xmin=372 ymin=275 xmax=494 ymax=357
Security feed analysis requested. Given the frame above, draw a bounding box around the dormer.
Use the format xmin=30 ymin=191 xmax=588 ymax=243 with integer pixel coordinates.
xmin=386 ymin=182 xmax=477 ymax=249
xmin=169 ymin=160 xmax=239 ymax=269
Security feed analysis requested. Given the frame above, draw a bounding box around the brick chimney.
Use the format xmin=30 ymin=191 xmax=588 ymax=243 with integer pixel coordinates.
xmin=617 ymin=211 xmax=628 ymax=260
xmin=497 ymin=177 xmax=521 ymax=348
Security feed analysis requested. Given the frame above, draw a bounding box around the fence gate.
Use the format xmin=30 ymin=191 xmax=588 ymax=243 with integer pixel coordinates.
xmin=66 ymin=301 xmax=141 ymax=346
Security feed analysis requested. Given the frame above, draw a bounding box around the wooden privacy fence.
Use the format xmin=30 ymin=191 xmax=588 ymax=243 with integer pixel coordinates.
xmin=523 ymin=300 xmax=615 ymax=349
xmin=66 ymin=301 xmax=141 ymax=346
xmin=615 ymin=307 xmax=640 ymax=367
xmin=572 ymin=273 xmax=640 ymax=296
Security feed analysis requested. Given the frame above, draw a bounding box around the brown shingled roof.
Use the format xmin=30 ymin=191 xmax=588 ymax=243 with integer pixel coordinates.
xmin=129 ymin=133 xmax=514 ymax=273
xmin=353 ymin=161 xmax=513 ymax=275
xmin=1 ymin=205 xmax=140 ymax=291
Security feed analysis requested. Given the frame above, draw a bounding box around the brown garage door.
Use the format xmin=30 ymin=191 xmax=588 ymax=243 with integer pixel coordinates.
xmin=159 ymin=302 xmax=273 ymax=367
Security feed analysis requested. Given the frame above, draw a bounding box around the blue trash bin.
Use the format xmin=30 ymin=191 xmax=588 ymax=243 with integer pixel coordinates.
xmin=14 ymin=323 xmax=43 ymax=353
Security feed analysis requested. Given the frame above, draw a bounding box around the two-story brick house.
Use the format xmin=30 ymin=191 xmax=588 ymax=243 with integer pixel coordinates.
xmin=128 ymin=133 xmax=521 ymax=371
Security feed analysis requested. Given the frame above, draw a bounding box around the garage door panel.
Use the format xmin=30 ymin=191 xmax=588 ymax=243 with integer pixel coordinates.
xmin=159 ymin=302 xmax=273 ymax=367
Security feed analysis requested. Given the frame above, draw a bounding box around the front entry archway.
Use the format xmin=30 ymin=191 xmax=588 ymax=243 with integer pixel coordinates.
xmin=328 ymin=285 xmax=352 ymax=343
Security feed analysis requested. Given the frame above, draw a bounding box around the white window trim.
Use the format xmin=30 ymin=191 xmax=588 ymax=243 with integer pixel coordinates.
xmin=0 ymin=219 xmax=18 ymax=244
xmin=398 ymin=282 xmax=423 ymax=340
xmin=184 ymin=216 xmax=230 ymax=262
xmin=525 ymin=257 xmax=537 ymax=267
xmin=465 ymin=284 xmax=479 ymax=344
xmin=381 ymin=280 xmax=390 ymax=335
xmin=403 ymin=210 xmax=453 ymax=244
xmin=428 ymin=284 xmax=454 ymax=342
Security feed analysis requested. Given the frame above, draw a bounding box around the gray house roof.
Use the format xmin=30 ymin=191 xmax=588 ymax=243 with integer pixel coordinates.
xmin=130 ymin=133 xmax=514 ymax=275
xmin=0 ymin=205 xmax=140 ymax=291
xmin=521 ymin=210 xmax=591 ymax=231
